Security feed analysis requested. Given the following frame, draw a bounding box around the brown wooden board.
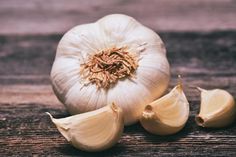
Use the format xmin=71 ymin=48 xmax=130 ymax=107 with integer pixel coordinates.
xmin=1 ymin=0 xmax=236 ymax=34
xmin=0 ymin=31 xmax=236 ymax=156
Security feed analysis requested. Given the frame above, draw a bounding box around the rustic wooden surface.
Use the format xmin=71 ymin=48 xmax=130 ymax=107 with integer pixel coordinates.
xmin=1 ymin=0 xmax=236 ymax=35
xmin=0 ymin=31 xmax=236 ymax=156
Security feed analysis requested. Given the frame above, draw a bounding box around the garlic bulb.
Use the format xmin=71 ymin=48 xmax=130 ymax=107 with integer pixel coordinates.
xmin=51 ymin=14 xmax=170 ymax=125
xmin=140 ymin=77 xmax=189 ymax=135
xmin=195 ymin=87 xmax=236 ymax=128
xmin=46 ymin=103 xmax=124 ymax=152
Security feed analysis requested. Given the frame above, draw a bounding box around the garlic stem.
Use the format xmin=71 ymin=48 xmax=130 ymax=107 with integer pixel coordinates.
xmin=80 ymin=47 xmax=138 ymax=89
xmin=177 ymin=75 xmax=182 ymax=88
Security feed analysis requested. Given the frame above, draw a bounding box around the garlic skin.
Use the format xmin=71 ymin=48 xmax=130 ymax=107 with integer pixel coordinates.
xmin=51 ymin=14 xmax=170 ymax=125
xmin=140 ymin=83 xmax=189 ymax=135
xmin=195 ymin=88 xmax=236 ymax=128
xmin=46 ymin=103 xmax=124 ymax=152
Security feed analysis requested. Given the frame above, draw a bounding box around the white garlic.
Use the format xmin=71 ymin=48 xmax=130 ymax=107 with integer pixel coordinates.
xmin=140 ymin=77 xmax=189 ymax=135
xmin=195 ymin=87 xmax=236 ymax=128
xmin=46 ymin=103 xmax=124 ymax=152
xmin=51 ymin=14 xmax=170 ymax=125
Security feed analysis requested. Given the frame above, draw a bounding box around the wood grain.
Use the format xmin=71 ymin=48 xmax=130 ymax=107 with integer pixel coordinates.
xmin=0 ymin=31 xmax=236 ymax=156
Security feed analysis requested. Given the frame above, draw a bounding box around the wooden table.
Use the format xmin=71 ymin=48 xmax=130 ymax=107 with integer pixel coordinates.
xmin=0 ymin=31 xmax=236 ymax=156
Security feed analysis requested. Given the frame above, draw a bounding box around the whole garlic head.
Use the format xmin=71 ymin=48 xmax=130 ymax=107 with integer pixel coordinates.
xmin=51 ymin=14 xmax=170 ymax=125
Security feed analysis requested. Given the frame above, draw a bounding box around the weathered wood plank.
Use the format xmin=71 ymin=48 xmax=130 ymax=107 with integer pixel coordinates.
xmin=0 ymin=74 xmax=236 ymax=104
xmin=1 ymin=0 xmax=236 ymax=35
xmin=0 ymin=31 xmax=236 ymax=156
xmin=1 ymin=102 xmax=236 ymax=156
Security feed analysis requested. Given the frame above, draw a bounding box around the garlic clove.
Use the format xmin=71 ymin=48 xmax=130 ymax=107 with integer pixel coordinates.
xmin=46 ymin=103 xmax=124 ymax=152
xmin=140 ymin=77 xmax=189 ymax=135
xmin=195 ymin=87 xmax=236 ymax=128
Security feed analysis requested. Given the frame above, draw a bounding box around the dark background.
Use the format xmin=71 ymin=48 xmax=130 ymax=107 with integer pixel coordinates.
xmin=1 ymin=0 xmax=236 ymax=34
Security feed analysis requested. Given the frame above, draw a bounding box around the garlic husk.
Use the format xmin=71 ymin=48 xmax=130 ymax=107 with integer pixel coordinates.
xmin=46 ymin=103 xmax=124 ymax=152
xmin=195 ymin=87 xmax=236 ymax=128
xmin=140 ymin=82 xmax=189 ymax=135
xmin=51 ymin=14 xmax=170 ymax=125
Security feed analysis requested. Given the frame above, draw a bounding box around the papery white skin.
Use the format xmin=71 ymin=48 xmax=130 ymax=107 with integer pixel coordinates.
xmin=51 ymin=14 xmax=170 ymax=125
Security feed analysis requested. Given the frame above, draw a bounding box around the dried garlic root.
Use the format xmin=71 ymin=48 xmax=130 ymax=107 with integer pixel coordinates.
xmin=195 ymin=87 xmax=236 ymax=128
xmin=46 ymin=103 xmax=124 ymax=152
xmin=140 ymin=76 xmax=189 ymax=135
